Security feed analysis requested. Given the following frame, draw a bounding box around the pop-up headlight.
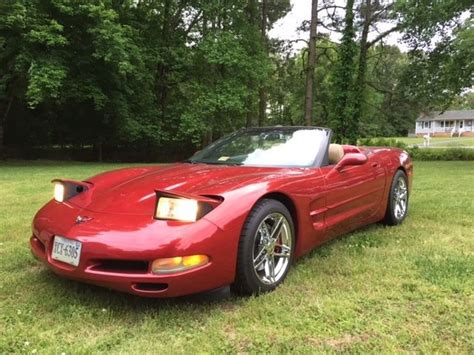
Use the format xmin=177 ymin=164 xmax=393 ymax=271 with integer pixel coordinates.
xmin=53 ymin=182 xmax=65 ymax=203
xmin=154 ymin=192 xmax=222 ymax=222
xmin=155 ymin=197 xmax=199 ymax=222
xmin=52 ymin=180 xmax=87 ymax=203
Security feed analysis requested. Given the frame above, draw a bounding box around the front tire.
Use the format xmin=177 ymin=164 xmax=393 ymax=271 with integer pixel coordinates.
xmin=383 ymin=170 xmax=409 ymax=225
xmin=231 ymin=199 xmax=295 ymax=296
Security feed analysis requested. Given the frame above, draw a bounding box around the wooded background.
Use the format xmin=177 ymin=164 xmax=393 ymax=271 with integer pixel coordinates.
xmin=0 ymin=0 xmax=472 ymax=161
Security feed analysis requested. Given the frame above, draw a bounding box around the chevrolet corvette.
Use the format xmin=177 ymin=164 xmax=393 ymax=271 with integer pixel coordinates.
xmin=31 ymin=126 xmax=412 ymax=297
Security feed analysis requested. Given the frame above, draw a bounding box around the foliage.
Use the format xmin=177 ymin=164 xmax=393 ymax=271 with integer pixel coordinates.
xmin=0 ymin=0 xmax=293 ymax=153
xmin=0 ymin=0 xmax=473 ymax=159
xmin=448 ymin=91 xmax=474 ymax=110
xmin=358 ymin=137 xmax=408 ymax=149
xmin=267 ymin=36 xmax=337 ymax=127
xmin=0 ymin=0 xmax=160 ymax=150
xmin=396 ymin=1 xmax=474 ymax=110
xmin=329 ymin=0 xmax=358 ymax=144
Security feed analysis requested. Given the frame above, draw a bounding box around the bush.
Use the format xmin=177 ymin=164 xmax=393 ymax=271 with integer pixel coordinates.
xmin=407 ymin=147 xmax=474 ymax=161
xmin=358 ymin=137 xmax=408 ymax=149
xmin=359 ymin=138 xmax=474 ymax=161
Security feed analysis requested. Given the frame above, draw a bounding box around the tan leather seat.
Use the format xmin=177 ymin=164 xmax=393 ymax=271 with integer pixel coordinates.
xmin=328 ymin=144 xmax=344 ymax=165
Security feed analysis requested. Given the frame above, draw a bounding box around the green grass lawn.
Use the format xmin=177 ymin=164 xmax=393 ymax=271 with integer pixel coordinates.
xmin=1 ymin=160 xmax=473 ymax=353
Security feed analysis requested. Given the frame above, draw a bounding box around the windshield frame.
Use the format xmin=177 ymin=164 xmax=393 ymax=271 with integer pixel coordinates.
xmin=186 ymin=126 xmax=332 ymax=168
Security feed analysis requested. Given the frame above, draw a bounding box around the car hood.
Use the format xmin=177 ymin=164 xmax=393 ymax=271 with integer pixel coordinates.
xmin=71 ymin=163 xmax=301 ymax=215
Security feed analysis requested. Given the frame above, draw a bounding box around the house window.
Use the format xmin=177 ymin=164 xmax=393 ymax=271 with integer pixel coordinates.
xmin=467 ymin=120 xmax=472 ymax=127
xmin=440 ymin=121 xmax=454 ymax=128
xmin=421 ymin=121 xmax=431 ymax=129
xmin=460 ymin=121 xmax=464 ymax=129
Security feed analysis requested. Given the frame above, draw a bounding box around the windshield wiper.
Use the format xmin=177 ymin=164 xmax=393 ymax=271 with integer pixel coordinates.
xmin=183 ymin=160 xmax=242 ymax=166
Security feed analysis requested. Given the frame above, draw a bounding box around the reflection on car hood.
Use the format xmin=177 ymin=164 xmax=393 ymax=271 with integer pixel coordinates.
xmin=71 ymin=163 xmax=303 ymax=215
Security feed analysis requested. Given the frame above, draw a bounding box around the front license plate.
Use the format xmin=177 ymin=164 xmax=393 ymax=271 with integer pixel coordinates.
xmin=52 ymin=236 xmax=82 ymax=267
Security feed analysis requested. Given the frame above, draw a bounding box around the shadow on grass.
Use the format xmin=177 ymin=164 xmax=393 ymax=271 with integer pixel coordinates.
xmin=295 ymin=221 xmax=396 ymax=263
xmin=31 ymin=221 xmax=400 ymax=314
xmin=35 ymin=267 xmax=236 ymax=312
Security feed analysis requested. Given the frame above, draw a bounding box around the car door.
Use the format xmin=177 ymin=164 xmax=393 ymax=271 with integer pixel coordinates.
xmin=319 ymin=154 xmax=386 ymax=240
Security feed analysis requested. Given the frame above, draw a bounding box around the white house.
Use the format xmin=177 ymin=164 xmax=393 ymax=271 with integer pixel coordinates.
xmin=415 ymin=110 xmax=474 ymax=137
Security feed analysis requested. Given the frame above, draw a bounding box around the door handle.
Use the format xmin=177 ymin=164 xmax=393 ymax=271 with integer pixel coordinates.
xmin=371 ymin=162 xmax=379 ymax=168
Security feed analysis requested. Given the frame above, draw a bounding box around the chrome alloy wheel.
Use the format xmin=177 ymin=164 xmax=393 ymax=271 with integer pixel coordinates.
xmin=252 ymin=213 xmax=292 ymax=285
xmin=393 ymin=176 xmax=408 ymax=220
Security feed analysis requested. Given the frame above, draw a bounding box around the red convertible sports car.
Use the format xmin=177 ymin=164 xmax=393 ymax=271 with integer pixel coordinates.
xmin=31 ymin=126 xmax=412 ymax=297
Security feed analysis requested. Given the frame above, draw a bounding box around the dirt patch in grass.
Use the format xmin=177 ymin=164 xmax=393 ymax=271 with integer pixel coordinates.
xmin=306 ymin=334 xmax=372 ymax=350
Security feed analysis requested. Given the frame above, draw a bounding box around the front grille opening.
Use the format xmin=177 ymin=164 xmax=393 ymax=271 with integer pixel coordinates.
xmin=133 ymin=283 xmax=168 ymax=292
xmin=91 ymin=260 xmax=149 ymax=274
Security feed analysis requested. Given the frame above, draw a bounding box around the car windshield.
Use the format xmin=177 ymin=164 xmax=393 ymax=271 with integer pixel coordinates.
xmin=187 ymin=127 xmax=330 ymax=167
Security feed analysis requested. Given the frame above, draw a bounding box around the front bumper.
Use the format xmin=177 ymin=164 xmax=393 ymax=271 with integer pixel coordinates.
xmin=30 ymin=201 xmax=238 ymax=297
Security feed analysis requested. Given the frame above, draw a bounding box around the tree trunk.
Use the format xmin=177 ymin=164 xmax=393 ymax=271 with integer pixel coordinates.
xmin=202 ymin=128 xmax=213 ymax=146
xmin=0 ymin=121 xmax=3 ymax=153
xmin=156 ymin=0 xmax=171 ymax=121
xmin=304 ymin=0 xmax=319 ymax=126
xmin=0 ymin=96 xmax=13 ymax=152
xmin=258 ymin=0 xmax=268 ymax=127
xmin=352 ymin=0 xmax=371 ymax=130
xmin=96 ymin=140 xmax=103 ymax=162
xmin=246 ymin=92 xmax=254 ymax=127
xmin=246 ymin=0 xmax=258 ymax=127
xmin=258 ymin=89 xmax=267 ymax=126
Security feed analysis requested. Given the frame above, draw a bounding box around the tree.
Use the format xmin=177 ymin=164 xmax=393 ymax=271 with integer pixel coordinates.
xmin=178 ymin=1 xmax=277 ymax=144
xmin=449 ymin=92 xmax=474 ymax=110
xmin=258 ymin=0 xmax=269 ymax=126
xmin=352 ymin=0 xmax=400 ymax=132
xmin=0 ymin=0 xmax=30 ymax=151
xmin=245 ymin=0 xmax=259 ymax=127
xmin=303 ymin=0 xmax=319 ymax=126
xmin=330 ymin=0 xmax=357 ymax=143
xmin=0 ymin=0 xmax=291 ymax=156
xmin=0 ymin=0 xmax=471 ymax=160
xmin=396 ymin=0 xmax=473 ymax=110
xmin=0 ymin=1 xmax=160 ymax=158
xmin=360 ymin=44 xmax=416 ymax=136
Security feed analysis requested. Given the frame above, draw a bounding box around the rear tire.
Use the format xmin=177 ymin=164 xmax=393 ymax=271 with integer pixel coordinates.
xmin=383 ymin=170 xmax=409 ymax=225
xmin=231 ymin=199 xmax=295 ymax=296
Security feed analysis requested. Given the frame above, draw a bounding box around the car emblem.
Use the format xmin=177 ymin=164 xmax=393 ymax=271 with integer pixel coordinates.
xmin=75 ymin=216 xmax=93 ymax=224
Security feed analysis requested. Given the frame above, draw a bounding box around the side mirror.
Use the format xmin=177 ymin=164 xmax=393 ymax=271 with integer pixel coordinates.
xmin=334 ymin=153 xmax=367 ymax=172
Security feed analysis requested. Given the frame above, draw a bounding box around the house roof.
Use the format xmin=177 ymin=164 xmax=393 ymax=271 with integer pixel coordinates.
xmin=417 ymin=110 xmax=474 ymax=121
